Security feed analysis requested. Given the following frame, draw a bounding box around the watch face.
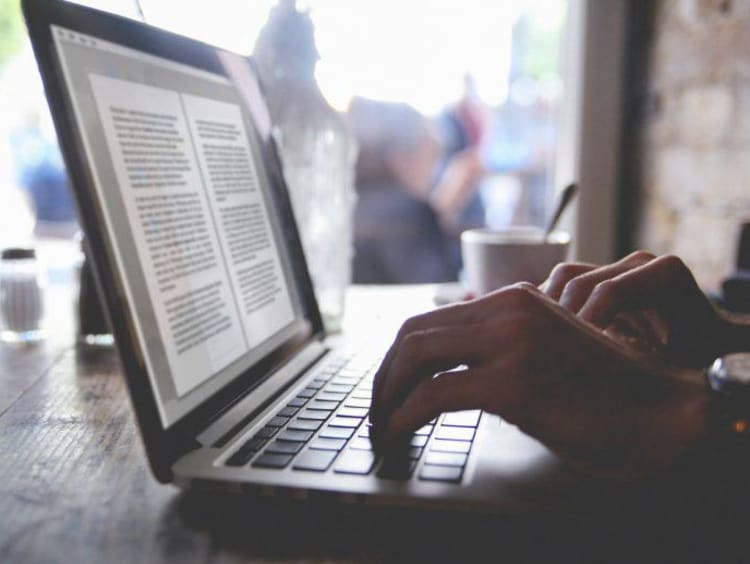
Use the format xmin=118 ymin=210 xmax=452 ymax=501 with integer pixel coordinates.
xmin=721 ymin=353 xmax=750 ymax=384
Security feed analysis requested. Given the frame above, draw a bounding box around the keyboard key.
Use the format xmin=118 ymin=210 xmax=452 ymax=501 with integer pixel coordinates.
xmin=350 ymin=389 xmax=372 ymax=400
xmin=307 ymin=379 xmax=326 ymax=390
xmin=325 ymin=384 xmax=355 ymax=394
xmin=430 ymin=440 xmax=472 ymax=454
xmin=424 ymin=452 xmax=468 ymax=467
xmin=287 ymin=397 xmax=308 ymax=408
xmin=408 ymin=447 xmax=423 ymax=460
xmin=252 ymin=453 xmax=293 ymax=469
xmin=297 ymin=387 xmax=317 ymax=399
xmin=358 ymin=426 xmax=371 ymax=438
xmin=333 ymin=370 xmax=360 ymax=379
xmin=337 ymin=369 xmax=364 ymax=379
xmin=308 ymin=400 xmax=340 ymax=411
xmin=434 ymin=426 xmax=475 ymax=442
xmin=310 ymin=437 xmax=347 ymax=451
xmin=278 ymin=429 xmax=314 ymax=442
xmin=344 ymin=397 xmax=371 ymax=409
xmin=377 ymin=459 xmax=417 ymax=480
xmin=266 ymin=416 xmax=289 ymax=428
xmin=410 ymin=435 xmax=428 ymax=448
xmin=293 ymin=449 xmax=338 ymax=472
xmin=299 ymin=409 xmax=331 ymax=421
xmin=266 ymin=440 xmax=304 ymax=455
xmin=328 ymin=356 xmax=349 ymax=367
xmin=419 ymin=465 xmax=464 ymax=483
xmin=328 ymin=416 xmax=361 ymax=428
xmin=442 ymin=410 xmax=481 ymax=428
xmin=288 ymin=418 xmax=323 ymax=432
xmin=319 ymin=426 xmax=355 ymax=440
xmin=348 ymin=437 xmax=373 ymax=451
xmin=278 ymin=406 xmax=299 ymax=417
xmin=225 ymin=437 xmax=265 ymax=466
xmin=334 ymin=450 xmax=377 ymax=475
xmin=338 ymin=406 xmax=369 ymax=419
xmin=414 ymin=425 xmax=433 ymax=436
xmin=317 ymin=391 xmax=347 ymax=402
xmin=331 ymin=379 xmax=360 ymax=388
xmin=254 ymin=426 xmax=278 ymax=440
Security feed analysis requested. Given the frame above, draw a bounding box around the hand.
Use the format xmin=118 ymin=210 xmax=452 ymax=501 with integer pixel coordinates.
xmin=542 ymin=252 xmax=731 ymax=368
xmin=370 ymin=284 xmax=710 ymax=479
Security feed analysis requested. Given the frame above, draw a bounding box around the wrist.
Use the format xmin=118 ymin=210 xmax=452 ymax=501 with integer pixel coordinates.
xmin=673 ymin=367 xmax=713 ymax=444
xmin=630 ymin=367 xmax=713 ymax=477
xmin=673 ymin=357 xmax=750 ymax=479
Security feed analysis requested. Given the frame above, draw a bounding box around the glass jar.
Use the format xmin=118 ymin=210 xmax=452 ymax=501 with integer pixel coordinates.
xmin=0 ymin=248 xmax=45 ymax=344
xmin=254 ymin=1 xmax=358 ymax=332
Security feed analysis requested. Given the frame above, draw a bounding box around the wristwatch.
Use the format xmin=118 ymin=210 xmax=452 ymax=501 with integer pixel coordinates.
xmin=707 ymin=353 xmax=750 ymax=436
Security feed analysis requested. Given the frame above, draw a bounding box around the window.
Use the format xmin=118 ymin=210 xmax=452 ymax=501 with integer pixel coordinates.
xmin=1 ymin=0 xmax=581 ymax=284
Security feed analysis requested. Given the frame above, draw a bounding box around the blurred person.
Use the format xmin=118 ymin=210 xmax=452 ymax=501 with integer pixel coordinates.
xmin=0 ymin=105 xmax=35 ymax=244
xmin=438 ymin=74 xmax=488 ymax=236
xmin=348 ymin=98 xmax=484 ymax=284
xmin=441 ymin=74 xmax=490 ymax=156
xmin=483 ymin=75 xmax=558 ymax=227
xmin=10 ymin=109 xmax=77 ymax=228
xmin=2 ymin=48 xmax=77 ymax=237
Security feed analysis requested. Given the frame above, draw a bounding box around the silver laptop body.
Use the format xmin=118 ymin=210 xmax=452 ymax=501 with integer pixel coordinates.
xmin=25 ymin=0 xmax=579 ymax=513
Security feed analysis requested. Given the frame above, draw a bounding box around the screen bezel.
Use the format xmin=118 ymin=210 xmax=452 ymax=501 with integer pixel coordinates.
xmin=23 ymin=0 xmax=326 ymax=482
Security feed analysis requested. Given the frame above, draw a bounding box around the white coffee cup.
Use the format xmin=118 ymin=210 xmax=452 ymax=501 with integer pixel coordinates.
xmin=461 ymin=227 xmax=570 ymax=296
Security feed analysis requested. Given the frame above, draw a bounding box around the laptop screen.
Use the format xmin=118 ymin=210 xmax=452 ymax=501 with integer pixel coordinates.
xmin=51 ymin=25 xmax=312 ymax=427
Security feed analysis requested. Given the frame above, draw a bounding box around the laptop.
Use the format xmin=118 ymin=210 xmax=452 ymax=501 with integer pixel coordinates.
xmin=24 ymin=0 xmax=575 ymax=512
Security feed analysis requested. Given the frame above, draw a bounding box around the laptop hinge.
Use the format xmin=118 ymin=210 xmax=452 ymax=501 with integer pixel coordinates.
xmin=195 ymin=340 xmax=328 ymax=447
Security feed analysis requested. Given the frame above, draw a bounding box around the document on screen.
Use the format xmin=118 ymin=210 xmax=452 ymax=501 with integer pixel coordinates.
xmin=90 ymin=74 xmax=294 ymax=396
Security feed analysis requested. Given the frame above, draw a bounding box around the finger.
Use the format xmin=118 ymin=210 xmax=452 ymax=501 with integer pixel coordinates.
xmin=375 ymin=283 xmax=548 ymax=419
xmin=542 ymin=262 xmax=597 ymax=300
xmin=604 ymin=313 xmax=665 ymax=353
xmin=578 ymin=254 xmax=696 ymax=328
xmin=371 ymin=300 xmax=486 ymax=403
xmin=377 ymin=324 xmax=491 ymax=420
xmin=559 ymin=251 xmax=655 ymax=313
xmin=374 ymin=287 xmax=551 ymax=443
xmin=378 ymin=369 xmax=484 ymax=448
xmin=615 ymin=311 xmax=668 ymax=346
xmin=371 ymin=290 xmax=526 ymax=422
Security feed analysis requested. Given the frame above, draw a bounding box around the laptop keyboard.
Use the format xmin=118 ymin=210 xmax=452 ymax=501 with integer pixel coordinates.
xmin=224 ymin=352 xmax=481 ymax=484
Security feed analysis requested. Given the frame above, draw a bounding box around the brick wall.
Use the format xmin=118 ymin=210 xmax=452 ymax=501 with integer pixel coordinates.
xmin=635 ymin=0 xmax=750 ymax=291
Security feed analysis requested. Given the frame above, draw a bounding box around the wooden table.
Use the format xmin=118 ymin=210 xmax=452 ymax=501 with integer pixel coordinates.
xmin=1 ymin=280 xmax=748 ymax=563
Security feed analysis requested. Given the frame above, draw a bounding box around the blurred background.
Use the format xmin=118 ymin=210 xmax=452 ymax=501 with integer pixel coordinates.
xmin=2 ymin=0 xmax=749 ymax=293
xmin=0 ymin=0 xmax=568 ymax=285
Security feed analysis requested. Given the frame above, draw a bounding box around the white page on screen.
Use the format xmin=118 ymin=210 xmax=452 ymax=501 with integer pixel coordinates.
xmin=90 ymin=74 xmax=297 ymax=397
xmin=52 ymin=26 xmax=306 ymax=426
xmin=90 ymin=74 xmax=249 ymax=396
xmin=181 ymin=94 xmax=295 ymax=348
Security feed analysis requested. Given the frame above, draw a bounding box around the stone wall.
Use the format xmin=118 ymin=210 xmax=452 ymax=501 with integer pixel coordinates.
xmin=635 ymin=0 xmax=750 ymax=291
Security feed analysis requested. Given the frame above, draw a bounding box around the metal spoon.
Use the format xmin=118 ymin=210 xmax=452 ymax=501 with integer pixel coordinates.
xmin=543 ymin=182 xmax=578 ymax=240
